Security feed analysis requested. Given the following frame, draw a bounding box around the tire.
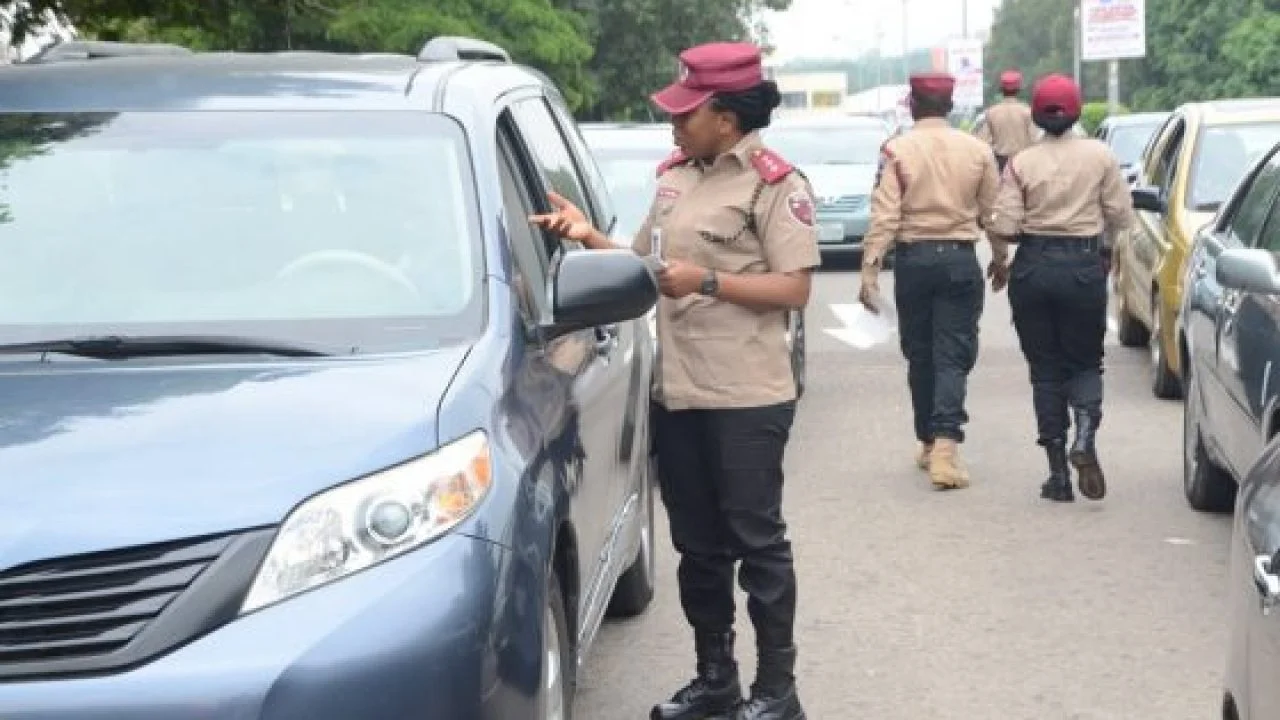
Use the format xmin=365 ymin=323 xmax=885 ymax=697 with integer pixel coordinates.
xmin=790 ymin=309 xmax=806 ymax=399
xmin=543 ymin=568 xmax=574 ymax=720
xmin=1150 ymin=291 xmax=1182 ymax=399
xmin=606 ymin=458 xmax=656 ymax=618
xmin=1116 ymin=291 xmax=1150 ymax=347
xmin=1182 ymin=363 xmax=1236 ymax=513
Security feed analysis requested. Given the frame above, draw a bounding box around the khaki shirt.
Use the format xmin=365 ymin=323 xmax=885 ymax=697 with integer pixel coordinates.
xmin=989 ymin=134 xmax=1135 ymax=251
xmin=863 ymin=118 xmax=1001 ymax=264
xmin=633 ymin=132 xmax=821 ymax=411
xmin=975 ymin=98 xmax=1037 ymax=158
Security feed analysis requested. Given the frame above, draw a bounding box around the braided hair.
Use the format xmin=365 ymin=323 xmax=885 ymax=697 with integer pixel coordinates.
xmin=710 ymin=81 xmax=783 ymax=134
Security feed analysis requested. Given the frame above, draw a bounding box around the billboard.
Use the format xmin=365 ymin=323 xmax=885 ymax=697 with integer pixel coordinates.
xmin=1081 ymin=0 xmax=1146 ymax=61
xmin=946 ymin=39 xmax=984 ymax=108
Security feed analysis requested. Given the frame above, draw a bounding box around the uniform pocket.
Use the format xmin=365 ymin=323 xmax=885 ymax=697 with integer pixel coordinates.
xmin=1073 ymin=260 xmax=1106 ymax=285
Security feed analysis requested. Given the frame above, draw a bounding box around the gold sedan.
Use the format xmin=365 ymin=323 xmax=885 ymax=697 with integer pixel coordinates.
xmin=1114 ymin=99 xmax=1280 ymax=399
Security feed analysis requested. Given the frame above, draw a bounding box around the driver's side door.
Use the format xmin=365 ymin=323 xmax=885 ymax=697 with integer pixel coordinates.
xmin=1128 ymin=115 xmax=1185 ymax=324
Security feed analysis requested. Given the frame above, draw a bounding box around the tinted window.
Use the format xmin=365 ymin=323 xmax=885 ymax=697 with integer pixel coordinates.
xmin=1189 ymin=122 xmax=1280 ymax=212
xmin=0 ymin=111 xmax=483 ymax=352
xmin=511 ymin=99 xmax=592 ymax=221
xmin=1258 ymin=175 xmax=1280 ymax=253
xmin=545 ymin=100 xmax=617 ymax=234
xmin=1228 ymin=154 xmax=1280 ymax=248
xmin=498 ymin=136 xmax=549 ymax=323
xmin=1108 ymin=121 xmax=1164 ymax=167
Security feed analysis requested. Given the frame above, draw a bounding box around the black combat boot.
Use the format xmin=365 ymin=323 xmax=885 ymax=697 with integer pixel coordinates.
xmin=651 ymin=631 xmax=742 ymax=720
xmin=735 ymin=646 xmax=805 ymax=720
xmin=1069 ymin=410 xmax=1106 ymax=500
xmin=1040 ymin=438 xmax=1073 ymax=502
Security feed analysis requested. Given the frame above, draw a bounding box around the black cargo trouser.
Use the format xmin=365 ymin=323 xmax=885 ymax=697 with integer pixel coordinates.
xmin=893 ymin=240 xmax=985 ymax=443
xmin=1008 ymin=235 xmax=1109 ymax=445
xmin=651 ymin=400 xmax=798 ymax=650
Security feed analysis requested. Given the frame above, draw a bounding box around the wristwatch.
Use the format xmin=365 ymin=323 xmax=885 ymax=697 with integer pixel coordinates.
xmin=700 ymin=268 xmax=719 ymax=297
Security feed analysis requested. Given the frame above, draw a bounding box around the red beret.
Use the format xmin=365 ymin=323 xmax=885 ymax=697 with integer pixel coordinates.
xmin=908 ymin=72 xmax=955 ymax=99
xmin=1032 ymin=73 xmax=1082 ymax=117
xmin=1000 ymin=70 xmax=1023 ymax=91
xmin=651 ymin=42 xmax=765 ymax=115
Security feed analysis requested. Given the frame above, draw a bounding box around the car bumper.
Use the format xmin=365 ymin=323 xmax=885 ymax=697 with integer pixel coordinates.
xmin=0 ymin=534 xmax=535 ymax=720
xmin=814 ymin=214 xmax=869 ymax=251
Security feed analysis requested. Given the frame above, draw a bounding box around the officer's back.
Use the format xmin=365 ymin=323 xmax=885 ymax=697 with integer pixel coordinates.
xmin=882 ymin=117 xmax=995 ymax=239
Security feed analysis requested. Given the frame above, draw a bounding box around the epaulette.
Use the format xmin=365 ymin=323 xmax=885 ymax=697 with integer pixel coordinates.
xmin=748 ymin=148 xmax=794 ymax=184
xmin=656 ymin=149 xmax=691 ymax=177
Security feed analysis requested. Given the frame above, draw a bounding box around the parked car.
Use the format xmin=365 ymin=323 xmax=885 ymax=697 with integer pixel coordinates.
xmin=580 ymin=121 xmax=808 ymax=397
xmin=1093 ymin=111 xmax=1170 ymax=184
xmin=1180 ymin=140 xmax=1280 ymax=513
xmin=0 ymin=36 xmax=659 ymax=719
xmin=1117 ymin=98 xmax=1280 ymax=399
xmin=762 ymin=113 xmax=891 ymax=267
xmin=1222 ymin=429 xmax=1280 ymax=719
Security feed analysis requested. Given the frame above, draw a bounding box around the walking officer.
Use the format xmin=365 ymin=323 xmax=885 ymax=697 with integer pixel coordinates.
xmin=530 ymin=41 xmax=820 ymax=720
xmin=858 ymin=72 xmax=1000 ymax=490
xmin=974 ymin=69 xmax=1037 ymax=172
xmin=986 ymin=73 xmax=1134 ymax=502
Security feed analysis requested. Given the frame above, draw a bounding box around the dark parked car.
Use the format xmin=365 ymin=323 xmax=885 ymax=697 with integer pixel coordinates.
xmin=1178 ymin=140 xmax=1280 ymax=512
xmin=1222 ymin=430 xmax=1280 ymax=719
xmin=580 ymin=120 xmax=808 ymax=397
xmin=0 ymin=37 xmax=658 ymax=719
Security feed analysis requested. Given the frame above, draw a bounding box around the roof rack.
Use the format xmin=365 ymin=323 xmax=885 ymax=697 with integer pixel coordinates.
xmin=417 ymin=36 xmax=510 ymax=64
xmin=23 ymin=39 xmax=193 ymax=64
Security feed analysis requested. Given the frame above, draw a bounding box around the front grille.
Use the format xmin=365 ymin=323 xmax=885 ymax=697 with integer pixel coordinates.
xmin=0 ymin=528 xmax=274 ymax=681
xmin=817 ymin=195 xmax=869 ymax=213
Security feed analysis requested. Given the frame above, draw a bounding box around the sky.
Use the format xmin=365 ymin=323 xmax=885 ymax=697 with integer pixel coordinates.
xmin=762 ymin=0 xmax=1002 ymax=62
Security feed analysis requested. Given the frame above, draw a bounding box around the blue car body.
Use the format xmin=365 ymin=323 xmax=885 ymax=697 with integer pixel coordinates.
xmin=0 ymin=39 xmax=656 ymax=719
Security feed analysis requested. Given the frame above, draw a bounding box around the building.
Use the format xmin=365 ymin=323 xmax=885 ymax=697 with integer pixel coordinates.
xmin=770 ymin=71 xmax=848 ymax=114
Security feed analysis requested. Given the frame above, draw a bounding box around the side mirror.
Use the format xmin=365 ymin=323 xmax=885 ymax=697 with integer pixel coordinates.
xmin=1132 ymin=185 xmax=1164 ymax=213
xmin=1217 ymin=248 xmax=1280 ymax=295
xmin=542 ymin=249 xmax=658 ymax=340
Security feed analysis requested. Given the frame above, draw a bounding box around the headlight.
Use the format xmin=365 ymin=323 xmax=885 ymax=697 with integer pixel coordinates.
xmin=240 ymin=430 xmax=492 ymax=614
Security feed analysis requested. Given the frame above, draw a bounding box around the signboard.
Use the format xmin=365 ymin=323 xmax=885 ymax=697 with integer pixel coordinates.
xmin=946 ymin=39 xmax=984 ymax=108
xmin=1081 ymin=0 xmax=1146 ymax=61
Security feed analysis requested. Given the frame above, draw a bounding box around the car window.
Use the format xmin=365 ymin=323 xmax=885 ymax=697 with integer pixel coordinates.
xmin=1188 ymin=122 xmax=1280 ymax=213
xmin=1256 ymin=173 xmax=1280 ymax=254
xmin=510 ymin=98 xmax=594 ymax=227
xmin=587 ymin=145 xmax=665 ymax=242
xmin=1154 ymin=121 xmax=1185 ymax=198
xmin=545 ymin=99 xmax=618 ymax=235
xmin=1225 ymin=152 xmax=1280 ymax=248
xmin=1108 ymin=122 xmax=1164 ymax=167
xmin=0 ymin=111 xmax=484 ymax=352
xmin=1144 ymin=116 xmax=1181 ymax=186
xmin=498 ymin=131 xmax=550 ymax=324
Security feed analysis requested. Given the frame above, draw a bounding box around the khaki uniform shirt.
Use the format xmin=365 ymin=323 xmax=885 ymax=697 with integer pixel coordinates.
xmin=633 ymin=131 xmax=821 ymax=411
xmin=863 ymin=118 xmax=1001 ymax=264
xmin=975 ymin=98 xmax=1037 ymax=158
xmin=988 ymin=134 xmax=1135 ymax=252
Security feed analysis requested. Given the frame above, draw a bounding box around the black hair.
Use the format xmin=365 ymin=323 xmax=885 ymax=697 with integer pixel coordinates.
xmin=710 ymin=81 xmax=783 ymax=133
xmin=1033 ymin=109 xmax=1078 ymax=136
xmin=911 ymin=93 xmax=952 ymax=119
xmin=1001 ymin=88 xmax=1020 ymax=98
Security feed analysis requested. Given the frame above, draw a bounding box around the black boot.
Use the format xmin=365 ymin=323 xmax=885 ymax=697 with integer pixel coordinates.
xmin=1039 ymin=438 xmax=1073 ymax=503
xmin=1069 ymin=410 xmax=1106 ymax=500
xmin=736 ymin=646 xmax=805 ymax=720
xmin=651 ymin=631 xmax=742 ymax=720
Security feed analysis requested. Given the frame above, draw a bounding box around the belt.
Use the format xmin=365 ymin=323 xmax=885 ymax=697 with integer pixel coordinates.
xmin=896 ymin=239 xmax=977 ymax=254
xmin=1018 ymin=234 xmax=1102 ymax=252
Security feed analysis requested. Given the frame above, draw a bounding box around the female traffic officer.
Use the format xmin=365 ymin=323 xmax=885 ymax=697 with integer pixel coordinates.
xmin=531 ymin=41 xmax=820 ymax=720
xmin=986 ymin=74 xmax=1134 ymax=503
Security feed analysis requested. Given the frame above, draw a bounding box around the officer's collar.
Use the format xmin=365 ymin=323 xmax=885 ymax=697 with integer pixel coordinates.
xmin=695 ymin=131 xmax=764 ymax=169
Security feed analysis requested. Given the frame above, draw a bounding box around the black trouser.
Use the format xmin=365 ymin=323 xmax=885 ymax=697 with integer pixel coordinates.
xmin=995 ymin=154 xmax=1009 ymax=173
xmin=1008 ymin=235 xmax=1108 ymax=445
xmin=652 ymin=400 xmax=798 ymax=651
xmin=893 ymin=241 xmax=985 ymax=443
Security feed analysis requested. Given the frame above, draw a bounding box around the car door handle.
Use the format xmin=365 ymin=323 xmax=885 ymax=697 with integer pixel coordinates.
xmin=1255 ymin=554 xmax=1280 ymax=615
xmin=593 ymin=325 xmax=619 ymax=357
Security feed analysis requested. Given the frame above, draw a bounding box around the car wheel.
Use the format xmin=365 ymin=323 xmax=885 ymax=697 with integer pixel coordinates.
xmin=543 ymin=568 xmax=574 ymax=720
xmin=606 ymin=456 xmax=656 ymax=618
xmin=1182 ymin=363 xmax=1236 ymax=513
xmin=1150 ymin=291 xmax=1182 ymax=399
xmin=1116 ymin=287 xmax=1149 ymax=347
xmin=790 ymin=309 xmax=806 ymax=399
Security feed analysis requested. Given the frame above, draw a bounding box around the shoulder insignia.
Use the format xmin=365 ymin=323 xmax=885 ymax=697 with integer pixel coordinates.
xmin=785 ymin=190 xmax=816 ymax=227
xmin=875 ymin=140 xmax=907 ymax=192
xmin=656 ymin=149 xmax=690 ymax=177
xmin=749 ymin=148 xmax=794 ymax=184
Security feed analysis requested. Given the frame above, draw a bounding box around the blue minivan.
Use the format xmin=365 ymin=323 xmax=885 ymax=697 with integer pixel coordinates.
xmin=0 ymin=38 xmax=659 ymax=718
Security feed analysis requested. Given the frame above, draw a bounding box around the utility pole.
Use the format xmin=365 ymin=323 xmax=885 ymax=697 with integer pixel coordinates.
xmin=1072 ymin=0 xmax=1082 ymax=83
xmin=901 ymin=0 xmax=909 ymax=81
xmin=962 ymin=0 xmax=968 ymax=38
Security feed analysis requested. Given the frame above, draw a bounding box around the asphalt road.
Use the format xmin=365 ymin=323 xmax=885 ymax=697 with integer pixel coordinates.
xmin=573 ymin=246 xmax=1234 ymax=720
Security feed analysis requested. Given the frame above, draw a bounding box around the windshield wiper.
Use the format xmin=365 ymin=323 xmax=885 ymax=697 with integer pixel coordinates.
xmin=0 ymin=334 xmax=337 ymax=359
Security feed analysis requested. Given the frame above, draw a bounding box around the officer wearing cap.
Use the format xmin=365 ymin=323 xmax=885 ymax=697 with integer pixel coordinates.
xmin=986 ymin=74 xmax=1134 ymax=503
xmin=530 ymin=41 xmax=819 ymax=720
xmin=974 ymin=69 xmax=1037 ymax=172
xmin=858 ymin=72 xmax=1000 ymax=491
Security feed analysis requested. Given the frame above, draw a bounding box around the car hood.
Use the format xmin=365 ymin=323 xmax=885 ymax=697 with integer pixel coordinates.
xmin=0 ymin=347 xmax=469 ymax=567
xmin=803 ymin=163 xmax=876 ymax=200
